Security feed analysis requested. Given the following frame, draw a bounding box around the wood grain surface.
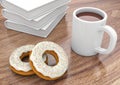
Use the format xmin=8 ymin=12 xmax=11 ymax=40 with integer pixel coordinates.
xmin=0 ymin=0 xmax=120 ymax=85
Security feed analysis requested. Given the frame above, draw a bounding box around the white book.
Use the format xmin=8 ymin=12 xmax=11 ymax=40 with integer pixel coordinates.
xmin=1 ymin=0 xmax=70 ymax=20
xmin=4 ymin=13 xmax=65 ymax=38
xmin=2 ymin=5 xmax=68 ymax=30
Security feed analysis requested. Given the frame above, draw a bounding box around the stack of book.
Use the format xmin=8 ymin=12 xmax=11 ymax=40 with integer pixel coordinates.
xmin=1 ymin=0 xmax=70 ymax=37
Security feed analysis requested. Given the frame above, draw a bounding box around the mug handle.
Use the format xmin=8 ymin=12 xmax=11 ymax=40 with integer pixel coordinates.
xmin=95 ymin=25 xmax=117 ymax=54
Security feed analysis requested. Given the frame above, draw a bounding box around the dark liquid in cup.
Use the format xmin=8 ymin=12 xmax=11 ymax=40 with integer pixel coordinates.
xmin=77 ymin=12 xmax=103 ymax=21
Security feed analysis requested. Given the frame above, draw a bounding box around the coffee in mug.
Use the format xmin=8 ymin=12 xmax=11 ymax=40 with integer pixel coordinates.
xmin=76 ymin=12 xmax=103 ymax=21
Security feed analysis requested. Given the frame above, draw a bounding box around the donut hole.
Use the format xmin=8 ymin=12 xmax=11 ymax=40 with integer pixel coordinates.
xmin=20 ymin=51 xmax=30 ymax=62
xmin=43 ymin=50 xmax=59 ymax=66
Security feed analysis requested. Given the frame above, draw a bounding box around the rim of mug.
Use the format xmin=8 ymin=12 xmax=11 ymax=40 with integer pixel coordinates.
xmin=73 ymin=7 xmax=107 ymax=23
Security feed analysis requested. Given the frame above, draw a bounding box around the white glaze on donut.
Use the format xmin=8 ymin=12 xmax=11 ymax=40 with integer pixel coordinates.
xmin=9 ymin=45 xmax=34 ymax=72
xmin=30 ymin=41 xmax=69 ymax=78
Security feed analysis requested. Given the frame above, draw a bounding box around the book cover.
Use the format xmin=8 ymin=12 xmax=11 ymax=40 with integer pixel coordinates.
xmin=1 ymin=0 xmax=70 ymax=20
xmin=2 ymin=5 xmax=68 ymax=30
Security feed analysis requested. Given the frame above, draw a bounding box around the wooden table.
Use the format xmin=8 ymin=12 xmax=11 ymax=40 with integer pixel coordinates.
xmin=0 ymin=0 xmax=120 ymax=85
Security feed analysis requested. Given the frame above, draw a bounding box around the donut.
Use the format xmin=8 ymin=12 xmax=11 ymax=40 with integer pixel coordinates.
xmin=30 ymin=41 xmax=69 ymax=80
xmin=9 ymin=45 xmax=35 ymax=76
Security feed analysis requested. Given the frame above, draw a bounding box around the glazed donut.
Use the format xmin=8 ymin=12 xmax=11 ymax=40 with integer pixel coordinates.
xmin=9 ymin=45 xmax=35 ymax=76
xmin=30 ymin=41 xmax=69 ymax=80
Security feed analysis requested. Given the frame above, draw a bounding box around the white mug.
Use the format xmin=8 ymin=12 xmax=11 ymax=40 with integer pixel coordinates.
xmin=72 ymin=7 xmax=117 ymax=56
